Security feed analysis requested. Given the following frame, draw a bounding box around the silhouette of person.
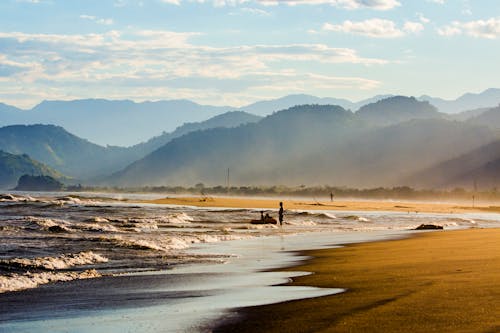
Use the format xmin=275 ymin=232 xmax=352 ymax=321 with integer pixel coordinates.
xmin=330 ymin=192 xmax=334 ymax=202
xmin=278 ymin=202 xmax=284 ymax=226
xmin=260 ymin=211 xmax=264 ymax=221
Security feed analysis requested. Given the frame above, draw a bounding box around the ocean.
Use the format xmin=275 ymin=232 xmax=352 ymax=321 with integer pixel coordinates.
xmin=1 ymin=192 xmax=500 ymax=332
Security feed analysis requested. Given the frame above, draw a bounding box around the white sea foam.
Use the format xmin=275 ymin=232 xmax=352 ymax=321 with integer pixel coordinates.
xmin=342 ymin=215 xmax=370 ymax=222
xmin=166 ymin=212 xmax=194 ymax=224
xmin=0 ymin=269 xmax=101 ymax=293
xmin=104 ymin=233 xmax=252 ymax=252
xmin=285 ymin=220 xmax=317 ymax=226
xmin=1 ymin=251 xmax=108 ymax=270
xmin=78 ymin=223 xmax=119 ymax=233
xmin=322 ymin=212 xmax=337 ymax=219
xmin=85 ymin=217 xmax=110 ymax=223
xmin=0 ymin=194 xmax=37 ymax=203
xmin=55 ymin=196 xmax=98 ymax=205
xmin=24 ymin=216 xmax=72 ymax=232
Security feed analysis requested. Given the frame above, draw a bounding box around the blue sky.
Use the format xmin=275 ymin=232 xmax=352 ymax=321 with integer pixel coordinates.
xmin=0 ymin=0 xmax=499 ymax=108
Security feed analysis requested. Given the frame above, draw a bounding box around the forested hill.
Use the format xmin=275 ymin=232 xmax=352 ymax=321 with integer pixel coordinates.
xmin=108 ymin=98 xmax=497 ymax=188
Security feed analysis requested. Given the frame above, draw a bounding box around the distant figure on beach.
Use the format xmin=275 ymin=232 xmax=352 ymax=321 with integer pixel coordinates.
xmin=279 ymin=202 xmax=284 ymax=226
xmin=260 ymin=211 xmax=264 ymax=221
xmin=265 ymin=213 xmax=271 ymax=220
xmin=330 ymin=192 xmax=334 ymax=202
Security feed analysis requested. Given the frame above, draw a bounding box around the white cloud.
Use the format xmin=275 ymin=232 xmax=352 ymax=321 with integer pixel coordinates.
xmin=0 ymin=29 xmax=386 ymax=107
xmin=437 ymin=24 xmax=462 ymax=37
xmin=403 ymin=21 xmax=424 ymax=34
xmin=240 ymin=7 xmax=271 ymax=16
xmin=260 ymin=0 xmax=400 ymax=10
xmin=416 ymin=13 xmax=430 ymax=24
xmin=159 ymin=0 xmax=181 ymax=4
xmin=324 ymin=18 xmax=425 ymax=38
xmin=438 ymin=18 xmax=500 ymax=39
xmin=167 ymin=0 xmax=399 ymax=10
xmin=80 ymin=14 xmax=114 ymax=25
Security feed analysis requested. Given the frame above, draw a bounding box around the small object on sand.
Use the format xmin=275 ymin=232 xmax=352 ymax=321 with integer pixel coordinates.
xmin=251 ymin=216 xmax=277 ymax=225
xmin=414 ymin=224 xmax=443 ymax=230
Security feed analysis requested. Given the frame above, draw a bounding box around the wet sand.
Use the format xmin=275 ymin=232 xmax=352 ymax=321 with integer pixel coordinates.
xmin=145 ymin=195 xmax=500 ymax=214
xmin=215 ymin=228 xmax=500 ymax=332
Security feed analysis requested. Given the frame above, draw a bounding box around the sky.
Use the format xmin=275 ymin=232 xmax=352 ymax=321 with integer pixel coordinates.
xmin=0 ymin=0 xmax=499 ymax=109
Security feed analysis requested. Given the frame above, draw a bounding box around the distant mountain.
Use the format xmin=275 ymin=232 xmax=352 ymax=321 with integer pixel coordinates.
xmin=0 ymin=112 xmax=261 ymax=180
xmin=0 ymin=99 xmax=233 ymax=146
xmin=356 ymin=96 xmax=442 ymax=126
xmin=0 ymin=124 xmax=133 ymax=179
xmin=447 ymin=107 xmax=491 ymax=121
xmin=346 ymin=119 xmax=495 ymax=187
xmin=0 ymin=102 xmax=22 ymax=113
xmin=404 ymin=139 xmax=500 ymax=189
xmin=2 ymin=89 xmax=498 ymax=145
xmin=239 ymin=94 xmax=356 ymax=115
xmin=131 ymin=111 xmax=261 ymax=154
xmin=238 ymin=94 xmax=394 ymax=116
xmin=0 ymin=150 xmax=64 ymax=189
xmin=107 ymin=104 xmax=496 ymax=188
xmin=467 ymin=105 xmax=500 ymax=130
xmin=419 ymin=88 xmax=500 ymax=114
xmin=108 ymin=104 xmax=363 ymax=186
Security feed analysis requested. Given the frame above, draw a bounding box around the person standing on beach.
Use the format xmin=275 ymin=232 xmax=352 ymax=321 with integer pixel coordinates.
xmin=278 ymin=202 xmax=284 ymax=226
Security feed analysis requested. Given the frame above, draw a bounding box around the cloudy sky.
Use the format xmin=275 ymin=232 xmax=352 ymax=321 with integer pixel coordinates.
xmin=0 ymin=0 xmax=499 ymax=108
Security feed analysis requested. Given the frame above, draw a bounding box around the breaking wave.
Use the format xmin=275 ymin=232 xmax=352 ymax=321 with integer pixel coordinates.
xmin=0 ymin=251 xmax=108 ymax=271
xmin=0 ymin=270 xmax=101 ymax=293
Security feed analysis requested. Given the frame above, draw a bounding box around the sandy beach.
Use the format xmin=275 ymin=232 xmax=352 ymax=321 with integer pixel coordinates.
xmin=215 ymin=228 xmax=500 ymax=332
xmin=145 ymin=195 xmax=500 ymax=214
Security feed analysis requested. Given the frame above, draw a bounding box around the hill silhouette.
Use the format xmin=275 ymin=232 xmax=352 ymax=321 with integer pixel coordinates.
xmin=0 ymin=112 xmax=261 ymax=180
xmin=0 ymin=150 xmax=64 ymax=189
xmin=108 ymin=100 xmax=496 ymax=187
xmin=404 ymin=139 xmax=500 ymax=189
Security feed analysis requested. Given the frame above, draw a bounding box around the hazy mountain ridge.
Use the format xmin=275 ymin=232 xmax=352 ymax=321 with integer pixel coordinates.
xmin=0 ymin=124 xmax=130 ymax=179
xmin=0 ymin=99 xmax=233 ymax=146
xmin=419 ymin=88 xmax=500 ymax=114
xmin=2 ymin=95 xmax=500 ymax=188
xmin=130 ymin=111 xmax=261 ymax=154
xmin=356 ymin=96 xmax=442 ymax=126
xmin=466 ymin=105 xmax=500 ymax=130
xmin=0 ymin=112 xmax=261 ymax=180
xmin=0 ymin=150 xmax=64 ymax=189
xmin=404 ymin=139 xmax=500 ymax=189
xmin=108 ymin=98 xmax=498 ymax=188
xmin=1 ymin=88 xmax=499 ymax=146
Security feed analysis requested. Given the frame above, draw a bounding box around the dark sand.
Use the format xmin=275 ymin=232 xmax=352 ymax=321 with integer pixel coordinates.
xmin=215 ymin=228 xmax=500 ymax=333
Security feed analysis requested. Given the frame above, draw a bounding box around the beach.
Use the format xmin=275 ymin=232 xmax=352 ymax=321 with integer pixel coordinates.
xmin=215 ymin=228 xmax=500 ymax=332
xmin=1 ymin=193 xmax=500 ymax=332
xmin=145 ymin=195 xmax=500 ymax=214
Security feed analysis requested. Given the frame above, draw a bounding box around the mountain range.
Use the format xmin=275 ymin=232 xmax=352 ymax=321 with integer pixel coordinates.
xmin=108 ymin=97 xmax=500 ymax=189
xmin=0 ymin=111 xmax=260 ymax=182
xmin=1 ymin=88 xmax=499 ymax=146
xmin=1 ymin=95 xmax=500 ymax=190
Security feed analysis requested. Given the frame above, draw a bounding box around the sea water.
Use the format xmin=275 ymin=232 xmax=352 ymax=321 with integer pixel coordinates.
xmin=1 ymin=192 xmax=500 ymax=332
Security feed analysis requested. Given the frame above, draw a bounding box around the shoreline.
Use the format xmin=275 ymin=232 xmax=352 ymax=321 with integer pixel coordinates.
xmin=144 ymin=195 xmax=500 ymax=214
xmin=0 ymin=231 xmax=406 ymax=332
xmin=214 ymin=228 xmax=500 ymax=332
